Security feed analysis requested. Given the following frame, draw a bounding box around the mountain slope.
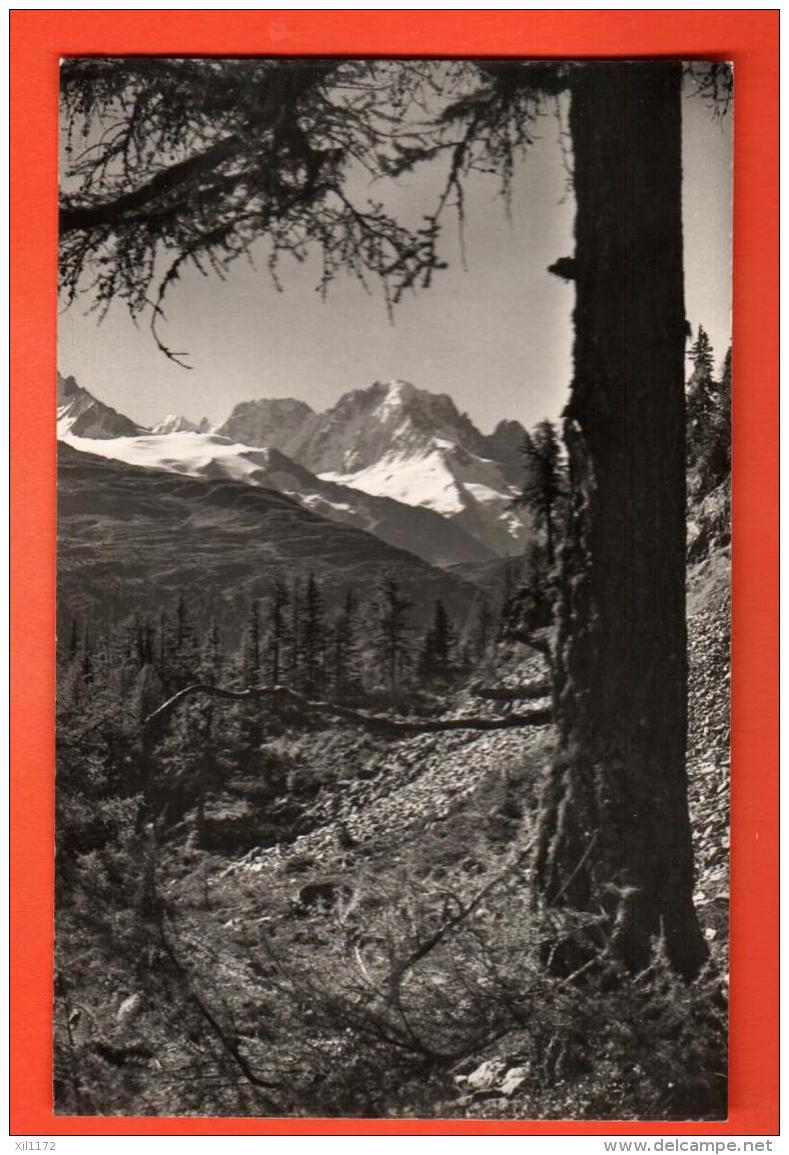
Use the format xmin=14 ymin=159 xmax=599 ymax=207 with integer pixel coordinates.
xmin=58 ymin=442 xmax=478 ymax=633
xmin=60 ymin=432 xmax=494 ymax=567
xmin=218 ymin=380 xmax=530 ymax=555
xmin=57 ymin=373 xmax=147 ymax=439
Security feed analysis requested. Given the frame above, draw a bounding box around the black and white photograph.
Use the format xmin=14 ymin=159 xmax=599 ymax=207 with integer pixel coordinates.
xmin=55 ymin=57 xmax=732 ymax=1120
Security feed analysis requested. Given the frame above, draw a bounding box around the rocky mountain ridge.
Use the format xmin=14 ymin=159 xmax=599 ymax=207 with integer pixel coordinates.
xmin=57 ymin=373 xmax=147 ymax=439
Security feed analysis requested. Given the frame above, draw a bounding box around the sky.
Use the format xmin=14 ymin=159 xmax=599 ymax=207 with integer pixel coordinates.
xmin=59 ymin=69 xmax=732 ymax=435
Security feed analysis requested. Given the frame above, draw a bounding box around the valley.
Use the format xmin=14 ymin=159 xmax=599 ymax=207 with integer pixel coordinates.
xmin=57 ymin=441 xmax=480 ymax=634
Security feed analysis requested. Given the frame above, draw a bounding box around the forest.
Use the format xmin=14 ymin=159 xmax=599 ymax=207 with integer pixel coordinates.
xmin=55 ymin=57 xmax=731 ymax=1120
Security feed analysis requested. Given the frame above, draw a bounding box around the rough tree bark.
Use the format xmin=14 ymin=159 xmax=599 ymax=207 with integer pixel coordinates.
xmin=535 ymin=63 xmax=708 ymax=979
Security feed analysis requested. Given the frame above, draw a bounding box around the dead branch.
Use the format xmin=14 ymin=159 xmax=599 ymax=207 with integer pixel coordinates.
xmin=143 ymin=682 xmax=552 ymax=735
xmin=159 ymin=912 xmax=280 ymax=1100
xmin=472 ymin=681 xmax=551 ymax=702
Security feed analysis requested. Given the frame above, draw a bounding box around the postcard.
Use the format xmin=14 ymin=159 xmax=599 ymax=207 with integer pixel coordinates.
xmin=9 ymin=11 xmax=778 ymax=1140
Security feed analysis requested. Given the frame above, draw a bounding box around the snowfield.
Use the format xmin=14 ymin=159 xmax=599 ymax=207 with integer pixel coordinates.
xmin=61 ymin=430 xmax=279 ymax=484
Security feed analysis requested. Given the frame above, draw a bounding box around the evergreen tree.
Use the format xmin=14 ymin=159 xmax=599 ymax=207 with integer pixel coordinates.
xmin=288 ymin=578 xmax=302 ymax=685
xmin=156 ymin=608 xmax=170 ymax=688
xmin=370 ymin=578 xmax=413 ymax=701
xmin=175 ymin=594 xmax=188 ymax=651
xmin=125 ymin=611 xmax=154 ymax=672
xmin=133 ymin=613 xmax=147 ymax=669
xmin=60 ymin=619 xmax=89 ymax=711
xmin=687 ymin=330 xmax=731 ymax=493
xmin=266 ymin=579 xmax=289 ymax=686
xmin=516 ymin=419 xmax=565 ymax=567
xmin=419 ymin=599 xmax=455 ymax=681
xmin=59 ymin=58 xmax=725 ymax=977
xmin=201 ymin=617 xmax=222 ymax=686
xmin=301 ymin=574 xmax=325 ymax=697
xmin=243 ymin=599 xmax=262 ymax=688
xmin=80 ymin=623 xmax=93 ymax=686
xmin=705 ymin=344 xmax=732 ymax=489
xmin=236 ymin=600 xmax=263 ymax=748
xmin=330 ymin=589 xmax=362 ymax=700
xmin=172 ymin=594 xmax=199 ymax=687
xmin=717 ymin=346 xmax=732 ymax=474
xmin=67 ymin=617 xmax=79 ymax=664
xmin=194 ymin=617 xmax=224 ymax=839
xmin=535 ymin=64 xmax=708 ymax=978
xmin=688 ymin=324 xmax=714 ymax=376
xmin=143 ymin=618 xmax=154 ymax=667
xmin=131 ymin=662 xmax=164 ymax=728
xmin=686 ymin=325 xmax=718 ymax=470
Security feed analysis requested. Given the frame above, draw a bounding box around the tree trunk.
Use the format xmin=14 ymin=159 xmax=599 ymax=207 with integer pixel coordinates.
xmin=535 ymin=63 xmax=708 ymax=979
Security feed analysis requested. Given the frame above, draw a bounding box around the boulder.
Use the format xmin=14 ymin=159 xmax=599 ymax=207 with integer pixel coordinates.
xmin=466 ymin=1058 xmax=506 ymax=1093
xmin=500 ymin=1065 xmax=530 ymax=1097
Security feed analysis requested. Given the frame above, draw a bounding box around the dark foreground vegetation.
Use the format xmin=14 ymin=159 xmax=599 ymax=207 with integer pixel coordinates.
xmin=54 ymin=590 xmax=728 ymax=1119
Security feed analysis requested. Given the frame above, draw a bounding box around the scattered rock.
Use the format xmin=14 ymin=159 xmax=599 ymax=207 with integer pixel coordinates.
xmin=292 ymin=879 xmax=354 ymax=916
xmin=466 ymin=1058 xmax=506 ymax=1092
xmin=500 ymin=1065 xmax=531 ymax=1097
xmin=116 ymin=992 xmax=142 ymax=1023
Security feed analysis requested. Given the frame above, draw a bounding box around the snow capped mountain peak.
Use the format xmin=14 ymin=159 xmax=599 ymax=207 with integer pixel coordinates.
xmin=218 ymin=379 xmax=530 ymax=554
xmin=151 ymin=414 xmax=213 ymax=435
xmin=379 ymin=378 xmax=416 ymax=410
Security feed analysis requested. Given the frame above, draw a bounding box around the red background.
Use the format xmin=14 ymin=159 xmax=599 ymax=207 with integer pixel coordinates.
xmin=10 ymin=9 xmax=779 ymax=1136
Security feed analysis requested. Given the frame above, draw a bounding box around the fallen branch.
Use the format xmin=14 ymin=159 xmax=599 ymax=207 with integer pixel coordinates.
xmin=472 ymin=681 xmax=551 ymax=702
xmin=143 ymin=682 xmax=552 ymax=735
xmin=159 ymin=911 xmax=280 ymax=1100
